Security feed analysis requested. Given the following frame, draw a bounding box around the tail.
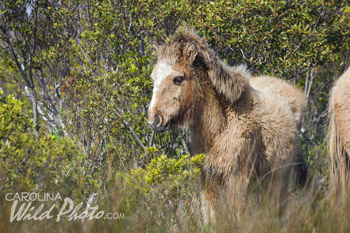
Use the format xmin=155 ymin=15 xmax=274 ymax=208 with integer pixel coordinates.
xmin=328 ymin=87 xmax=348 ymax=189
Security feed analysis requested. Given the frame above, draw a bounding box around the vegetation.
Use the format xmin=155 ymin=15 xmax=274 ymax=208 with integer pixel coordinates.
xmin=0 ymin=0 xmax=349 ymax=232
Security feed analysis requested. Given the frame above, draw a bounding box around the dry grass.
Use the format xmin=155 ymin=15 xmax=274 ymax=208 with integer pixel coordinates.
xmin=2 ymin=171 xmax=350 ymax=233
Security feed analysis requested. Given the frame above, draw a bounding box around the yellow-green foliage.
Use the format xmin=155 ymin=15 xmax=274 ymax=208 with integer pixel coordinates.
xmin=131 ymin=153 xmax=205 ymax=194
xmin=0 ymin=91 xmax=82 ymax=192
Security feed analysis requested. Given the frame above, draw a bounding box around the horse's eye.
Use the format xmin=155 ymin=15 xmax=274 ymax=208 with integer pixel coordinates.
xmin=173 ymin=76 xmax=184 ymax=85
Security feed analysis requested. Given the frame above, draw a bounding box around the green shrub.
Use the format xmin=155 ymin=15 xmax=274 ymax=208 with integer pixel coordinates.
xmin=0 ymin=91 xmax=83 ymax=193
xmin=131 ymin=152 xmax=205 ymax=194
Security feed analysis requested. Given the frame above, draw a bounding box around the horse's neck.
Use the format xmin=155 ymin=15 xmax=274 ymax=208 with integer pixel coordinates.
xmin=189 ymin=89 xmax=226 ymax=155
xmin=187 ymin=60 xmax=254 ymax=155
xmin=189 ymin=86 xmax=255 ymax=155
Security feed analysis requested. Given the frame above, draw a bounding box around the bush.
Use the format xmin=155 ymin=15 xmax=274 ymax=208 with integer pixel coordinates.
xmin=0 ymin=91 xmax=83 ymax=193
xmin=131 ymin=152 xmax=205 ymax=193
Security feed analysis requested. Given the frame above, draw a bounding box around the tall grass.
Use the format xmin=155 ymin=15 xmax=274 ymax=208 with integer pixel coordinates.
xmin=2 ymin=168 xmax=350 ymax=233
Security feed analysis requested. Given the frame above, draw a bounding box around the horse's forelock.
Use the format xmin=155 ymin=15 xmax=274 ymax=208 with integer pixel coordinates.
xmin=157 ymin=28 xmax=208 ymax=64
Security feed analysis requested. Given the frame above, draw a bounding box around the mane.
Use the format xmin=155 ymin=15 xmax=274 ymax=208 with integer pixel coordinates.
xmin=158 ymin=28 xmax=251 ymax=104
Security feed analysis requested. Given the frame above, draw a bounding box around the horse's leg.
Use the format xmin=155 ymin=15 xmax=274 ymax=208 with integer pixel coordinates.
xmin=224 ymin=174 xmax=249 ymax=219
xmin=200 ymin=170 xmax=216 ymax=224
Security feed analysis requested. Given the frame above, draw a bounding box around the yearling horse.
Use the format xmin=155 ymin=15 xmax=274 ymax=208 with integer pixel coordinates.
xmin=148 ymin=29 xmax=307 ymax=219
xmin=329 ymin=67 xmax=350 ymax=190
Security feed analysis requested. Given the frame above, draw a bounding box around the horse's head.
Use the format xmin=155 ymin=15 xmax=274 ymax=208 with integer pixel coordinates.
xmin=148 ymin=29 xmax=250 ymax=132
xmin=148 ymin=34 xmax=200 ymax=132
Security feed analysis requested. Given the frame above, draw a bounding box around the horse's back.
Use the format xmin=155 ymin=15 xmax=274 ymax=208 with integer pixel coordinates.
xmin=250 ymin=76 xmax=307 ymax=130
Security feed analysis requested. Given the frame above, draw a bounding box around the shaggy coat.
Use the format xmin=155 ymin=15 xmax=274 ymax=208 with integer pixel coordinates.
xmin=250 ymin=76 xmax=307 ymax=130
xmin=329 ymin=67 xmax=350 ymax=189
xmin=148 ymin=29 xmax=307 ymax=218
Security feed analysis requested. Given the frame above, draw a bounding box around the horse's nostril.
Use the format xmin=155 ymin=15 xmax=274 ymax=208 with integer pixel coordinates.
xmin=149 ymin=114 xmax=167 ymax=132
xmin=155 ymin=115 xmax=162 ymax=127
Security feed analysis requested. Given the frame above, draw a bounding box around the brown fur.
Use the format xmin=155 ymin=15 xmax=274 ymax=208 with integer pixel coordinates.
xmin=329 ymin=67 xmax=350 ymax=190
xmin=148 ymin=28 xmax=307 ymax=220
xmin=250 ymin=76 xmax=307 ymax=130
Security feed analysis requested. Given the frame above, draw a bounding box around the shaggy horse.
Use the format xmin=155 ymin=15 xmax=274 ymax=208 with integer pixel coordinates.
xmin=329 ymin=67 xmax=350 ymax=189
xmin=148 ymin=29 xmax=307 ymax=219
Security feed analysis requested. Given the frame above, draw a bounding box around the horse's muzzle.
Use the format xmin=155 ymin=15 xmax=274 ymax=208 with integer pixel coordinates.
xmin=148 ymin=114 xmax=169 ymax=132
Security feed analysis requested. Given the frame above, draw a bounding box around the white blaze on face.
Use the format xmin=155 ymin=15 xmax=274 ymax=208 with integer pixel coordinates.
xmin=149 ymin=60 xmax=176 ymax=110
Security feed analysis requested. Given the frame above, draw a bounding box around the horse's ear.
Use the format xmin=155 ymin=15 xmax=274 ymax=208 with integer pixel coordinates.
xmin=184 ymin=42 xmax=199 ymax=65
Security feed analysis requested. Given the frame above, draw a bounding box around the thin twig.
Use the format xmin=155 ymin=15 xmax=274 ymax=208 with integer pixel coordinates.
xmin=115 ymin=109 xmax=146 ymax=150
